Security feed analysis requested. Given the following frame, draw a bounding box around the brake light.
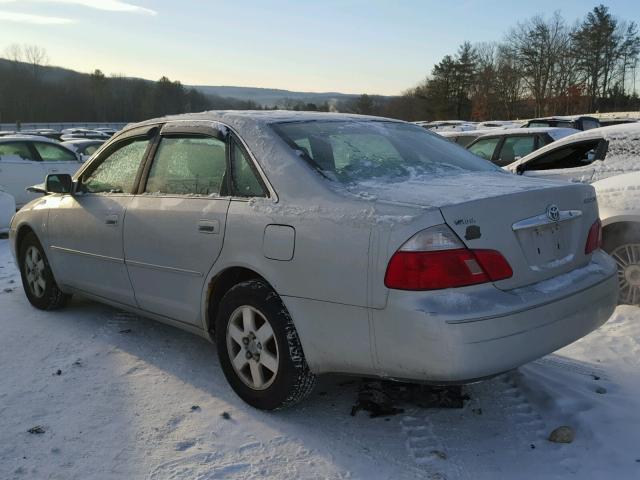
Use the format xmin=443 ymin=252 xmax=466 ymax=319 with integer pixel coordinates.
xmin=384 ymin=225 xmax=513 ymax=291
xmin=585 ymin=219 xmax=602 ymax=254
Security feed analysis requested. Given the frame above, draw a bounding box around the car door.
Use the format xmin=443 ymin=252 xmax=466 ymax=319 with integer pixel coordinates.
xmin=519 ymin=138 xmax=604 ymax=183
xmin=31 ymin=141 xmax=83 ymax=176
xmin=123 ymin=122 xmax=231 ymax=326
xmin=47 ymin=126 xmax=156 ymax=305
xmin=0 ymin=141 xmax=47 ymax=207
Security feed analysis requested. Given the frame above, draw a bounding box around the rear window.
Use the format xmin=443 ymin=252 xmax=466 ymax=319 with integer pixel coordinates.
xmin=272 ymin=121 xmax=497 ymax=184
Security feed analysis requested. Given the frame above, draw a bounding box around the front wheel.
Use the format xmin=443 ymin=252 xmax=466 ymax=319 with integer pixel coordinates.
xmin=18 ymin=232 xmax=70 ymax=310
xmin=215 ymin=279 xmax=316 ymax=410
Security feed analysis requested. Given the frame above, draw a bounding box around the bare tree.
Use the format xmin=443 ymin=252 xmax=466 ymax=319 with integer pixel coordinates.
xmin=23 ymin=44 xmax=49 ymax=80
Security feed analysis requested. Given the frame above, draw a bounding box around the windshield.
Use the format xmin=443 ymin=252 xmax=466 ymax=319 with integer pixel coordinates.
xmin=272 ymin=120 xmax=498 ymax=184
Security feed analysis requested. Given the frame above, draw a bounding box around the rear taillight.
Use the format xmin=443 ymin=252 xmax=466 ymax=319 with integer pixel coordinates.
xmin=585 ymin=219 xmax=602 ymax=254
xmin=384 ymin=225 xmax=513 ymax=291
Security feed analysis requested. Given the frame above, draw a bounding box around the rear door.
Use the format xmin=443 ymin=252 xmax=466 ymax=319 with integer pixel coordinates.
xmin=467 ymin=137 xmax=501 ymax=163
xmin=0 ymin=141 xmax=46 ymax=207
xmin=494 ymin=135 xmax=537 ymax=166
xmin=123 ymin=121 xmax=231 ymax=326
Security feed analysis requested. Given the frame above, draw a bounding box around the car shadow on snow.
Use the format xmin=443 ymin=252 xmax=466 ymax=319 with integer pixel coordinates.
xmin=19 ymin=293 xmax=629 ymax=478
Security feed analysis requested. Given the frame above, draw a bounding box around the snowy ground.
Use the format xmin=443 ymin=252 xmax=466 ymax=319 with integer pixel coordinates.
xmin=1 ymin=236 xmax=640 ymax=480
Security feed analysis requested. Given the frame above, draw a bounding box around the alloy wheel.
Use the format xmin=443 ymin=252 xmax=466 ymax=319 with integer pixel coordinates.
xmin=24 ymin=246 xmax=46 ymax=298
xmin=226 ymin=305 xmax=279 ymax=390
xmin=611 ymin=243 xmax=640 ymax=305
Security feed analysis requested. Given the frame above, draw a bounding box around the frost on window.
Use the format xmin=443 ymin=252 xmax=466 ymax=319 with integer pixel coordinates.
xmin=145 ymin=137 xmax=226 ymax=196
xmin=83 ymin=138 xmax=150 ymax=193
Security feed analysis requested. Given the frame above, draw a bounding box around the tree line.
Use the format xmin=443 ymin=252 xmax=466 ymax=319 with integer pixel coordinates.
xmin=0 ymin=44 xmax=263 ymax=124
xmin=1 ymin=4 xmax=639 ymax=124
xmin=347 ymin=4 xmax=640 ymax=121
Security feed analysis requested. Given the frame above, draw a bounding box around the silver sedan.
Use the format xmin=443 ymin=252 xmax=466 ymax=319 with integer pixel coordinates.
xmin=9 ymin=111 xmax=618 ymax=409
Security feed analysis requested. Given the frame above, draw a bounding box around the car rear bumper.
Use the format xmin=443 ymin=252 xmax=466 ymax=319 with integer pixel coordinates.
xmin=371 ymin=251 xmax=618 ymax=382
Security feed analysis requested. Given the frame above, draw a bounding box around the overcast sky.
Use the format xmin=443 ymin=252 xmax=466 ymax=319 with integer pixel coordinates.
xmin=0 ymin=0 xmax=639 ymax=95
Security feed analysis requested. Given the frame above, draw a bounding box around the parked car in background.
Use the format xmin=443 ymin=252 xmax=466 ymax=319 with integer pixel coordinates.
xmin=0 ymin=136 xmax=82 ymax=208
xmin=476 ymin=120 xmax=523 ymax=129
xmin=598 ymin=117 xmax=639 ymax=127
xmin=466 ymin=127 xmax=579 ymax=166
xmin=415 ymin=120 xmax=478 ymax=132
xmin=523 ymin=115 xmax=601 ymax=131
xmin=0 ymin=188 xmax=15 ymax=234
xmin=8 ymin=111 xmax=617 ymax=410
xmin=93 ymin=127 xmax=118 ymax=137
xmin=593 ymin=171 xmax=640 ymax=305
xmin=505 ymin=123 xmax=640 ymax=183
xmin=62 ymin=139 xmax=106 ymax=162
xmin=437 ymin=129 xmax=496 ymax=147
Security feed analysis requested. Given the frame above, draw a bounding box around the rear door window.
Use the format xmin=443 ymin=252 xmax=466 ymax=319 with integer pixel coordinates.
xmin=496 ymin=136 xmax=536 ymax=166
xmin=32 ymin=142 xmax=78 ymax=162
xmin=468 ymin=137 xmax=500 ymax=161
xmin=145 ymin=136 xmax=227 ymax=196
xmin=230 ymin=139 xmax=265 ymax=197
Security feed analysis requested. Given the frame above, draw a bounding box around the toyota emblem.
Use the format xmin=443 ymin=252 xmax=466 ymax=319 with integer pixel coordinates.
xmin=546 ymin=204 xmax=560 ymax=222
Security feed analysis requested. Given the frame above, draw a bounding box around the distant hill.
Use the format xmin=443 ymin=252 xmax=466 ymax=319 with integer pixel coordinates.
xmin=192 ymin=85 xmax=364 ymax=108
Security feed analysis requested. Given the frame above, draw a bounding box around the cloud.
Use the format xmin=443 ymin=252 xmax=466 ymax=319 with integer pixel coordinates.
xmin=0 ymin=10 xmax=75 ymax=24
xmin=0 ymin=0 xmax=157 ymax=16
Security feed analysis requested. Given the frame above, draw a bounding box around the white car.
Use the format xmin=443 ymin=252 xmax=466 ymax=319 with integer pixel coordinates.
xmin=0 ymin=136 xmax=83 ymax=208
xmin=506 ymin=123 xmax=640 ymax=183
xmin=593 ymin=171 xmax=640 ymax=305
xmin=0 ymin=188 xmax=15 ymax=234
xmin=61 ymin=139 xmax=106 ymax=162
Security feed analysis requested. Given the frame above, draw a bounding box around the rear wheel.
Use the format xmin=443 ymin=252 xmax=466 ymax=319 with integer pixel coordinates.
xmin=18 ymin=232 xmax=70 ymax=310
xmin=608 ymin=242 xmax=640 ymax=305
xmin=215 ymin=279 xmax=316 ymax=410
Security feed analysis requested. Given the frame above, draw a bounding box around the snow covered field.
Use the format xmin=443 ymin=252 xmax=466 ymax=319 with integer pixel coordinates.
xmin=1 ymin=236 xmax=640 ymax=480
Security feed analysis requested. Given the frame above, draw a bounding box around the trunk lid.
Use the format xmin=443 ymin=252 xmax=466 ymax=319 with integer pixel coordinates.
xmin=437 ymin=177 xmax=598 ymax=289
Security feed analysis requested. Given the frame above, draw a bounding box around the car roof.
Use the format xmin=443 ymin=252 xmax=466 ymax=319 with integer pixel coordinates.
xmin=0 ymin=134 xmax=60 ymax=144
xmin=473 ymin=127 xmax=579 ymax=140
xmin=527 ymin=115 xmax=599 ymax=122
xmin=507 ymin=123 xmax=640 ymax=168
xmin=61 ymin=138 xmax=104 ymax=145
xmin=438 ymin=128 xmax=496 ymax=138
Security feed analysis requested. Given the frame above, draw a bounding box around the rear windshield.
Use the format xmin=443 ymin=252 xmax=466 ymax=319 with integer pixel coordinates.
xmin=272 ymin=120 xmax=497 ymax=184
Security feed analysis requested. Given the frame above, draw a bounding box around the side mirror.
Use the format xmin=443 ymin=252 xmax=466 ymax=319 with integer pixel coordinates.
xmin=46 ymin=173 xmax=73 ymax=194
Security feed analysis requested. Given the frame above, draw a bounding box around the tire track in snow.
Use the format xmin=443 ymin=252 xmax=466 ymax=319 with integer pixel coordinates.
xmin=399 ymin=371 xmax=579 ymax=479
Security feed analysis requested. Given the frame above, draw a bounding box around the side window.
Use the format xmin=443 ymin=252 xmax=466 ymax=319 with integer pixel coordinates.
xmin=33 ymin=143 xmax=78 ymax=162
xmin=582 ymin=119 xmax=600 ymax=130
xmin=0 ymin=142 xmax=33 ymax=160
xmin=145 ymin=136 xmax=226 ymax=196
xmin=523 ymin=139 xmax=602 ymax=171
xmin=468 ymin=138 xmax=500 ymax=161
xmin=83 ymin=144 xmax=100 ymax=156
xmin=231 ymin=139 xmax=265 ymax=197
xmin=82 ymin=137 xmax=150 ymax=193
xmin=496 ymin=136 xmax=536 ymax=166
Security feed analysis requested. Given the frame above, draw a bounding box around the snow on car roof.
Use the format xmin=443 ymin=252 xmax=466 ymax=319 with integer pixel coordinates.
xmin=474 ymin=127 xmax=579 ymax=139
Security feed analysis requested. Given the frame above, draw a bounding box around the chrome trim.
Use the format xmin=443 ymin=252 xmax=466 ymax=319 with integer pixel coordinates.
xmin=49 ymin=245 xmax=124 ymax=264
xmin=512 ymin=209 xmax=582 ymax=231
xmin=125 ymin=259 xmax=203 ymax=277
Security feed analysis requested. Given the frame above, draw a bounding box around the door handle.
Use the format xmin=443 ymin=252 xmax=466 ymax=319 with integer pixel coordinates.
xmin=105 ymin=214 xmax=119 ymax=226
xmin=197 ymin=219 xmax=219 ymax=234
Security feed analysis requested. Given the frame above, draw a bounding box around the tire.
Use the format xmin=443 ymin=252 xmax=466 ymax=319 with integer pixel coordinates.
xmin=18 ymin=232 xmax=70 ymax=310
xmin=603 ymin=225 xmax=640 ymax=306
xmin=215 ymin=279 xmax=316 ymax=410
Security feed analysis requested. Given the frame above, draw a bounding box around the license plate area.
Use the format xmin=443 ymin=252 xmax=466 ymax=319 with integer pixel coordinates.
xmin=516 ymin=222 xmax=574 ymax=270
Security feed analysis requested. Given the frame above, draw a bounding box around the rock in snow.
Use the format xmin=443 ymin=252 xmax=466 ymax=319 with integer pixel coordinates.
xmin=548 ymin=426 xmax=575 ymax=444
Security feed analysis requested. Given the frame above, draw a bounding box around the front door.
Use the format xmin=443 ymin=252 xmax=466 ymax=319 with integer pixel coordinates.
xmin=123 ymin=123 xmax=230 ymax=326
xmin=48 ymin=132 xmax=154 ymax=305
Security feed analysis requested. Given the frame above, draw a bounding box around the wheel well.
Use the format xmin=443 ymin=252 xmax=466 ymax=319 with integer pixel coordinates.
xmin=602 ymin=221 xmax=640 ymax=253
xmin=206 ymin=267 xmax=271 ymax=336
xmin=15 ymin=225 xmax=36 ymax=256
